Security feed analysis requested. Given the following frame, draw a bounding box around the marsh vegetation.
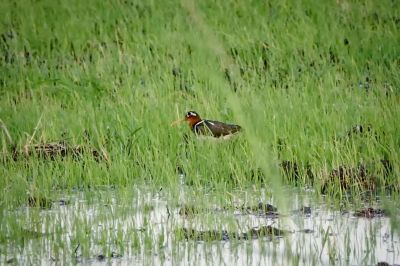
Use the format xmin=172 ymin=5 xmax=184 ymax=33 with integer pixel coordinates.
xmin=0 ymin=0 xmax=399 ymax=264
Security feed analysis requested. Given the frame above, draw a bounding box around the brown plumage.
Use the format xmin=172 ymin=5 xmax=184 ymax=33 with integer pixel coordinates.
xmin=172 ymin=111 xmax=242 ymax=138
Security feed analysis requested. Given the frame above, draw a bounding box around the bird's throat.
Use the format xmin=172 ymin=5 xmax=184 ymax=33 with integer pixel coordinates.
xmin=188 ymin=117 xmax=202 ymax=129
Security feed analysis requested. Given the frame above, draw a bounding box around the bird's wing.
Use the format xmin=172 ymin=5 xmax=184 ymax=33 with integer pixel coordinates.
xmin=194 ymin=120 xmax=241 ymax=137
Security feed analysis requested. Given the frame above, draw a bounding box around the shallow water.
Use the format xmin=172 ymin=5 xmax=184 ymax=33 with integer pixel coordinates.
xmin=1 ymin=187 xmax=399 ymax=265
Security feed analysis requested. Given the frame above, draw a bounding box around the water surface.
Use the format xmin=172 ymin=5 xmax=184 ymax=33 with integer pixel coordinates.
xmin=1 ymin=187 xmax=399 ymax=265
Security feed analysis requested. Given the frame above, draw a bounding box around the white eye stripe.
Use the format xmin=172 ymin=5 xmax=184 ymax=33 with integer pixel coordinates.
xmin=187 ymin=111 xmax=198 ymax=117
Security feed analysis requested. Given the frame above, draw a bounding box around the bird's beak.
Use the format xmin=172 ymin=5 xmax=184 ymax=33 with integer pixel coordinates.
xmin=171 ymin=118 xmax=185 ymax=126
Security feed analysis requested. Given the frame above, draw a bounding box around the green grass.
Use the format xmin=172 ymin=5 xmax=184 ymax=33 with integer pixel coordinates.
xmin=0 ymin=0 xmax=398 ymax=200
xmin=0 ymin=0 xmax=399 ymax=263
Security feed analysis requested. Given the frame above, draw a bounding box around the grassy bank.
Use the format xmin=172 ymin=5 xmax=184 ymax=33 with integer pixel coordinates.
xmin=0 ymin=0 xmax=399 ymax=205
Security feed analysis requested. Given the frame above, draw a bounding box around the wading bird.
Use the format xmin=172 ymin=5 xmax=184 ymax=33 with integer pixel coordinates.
xmin=171 ymin=111 xmax=242 ymax=139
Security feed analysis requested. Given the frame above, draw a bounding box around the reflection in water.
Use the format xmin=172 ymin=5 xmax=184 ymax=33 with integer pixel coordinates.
xmin=1 ymin=187 xmax=399 ymax=265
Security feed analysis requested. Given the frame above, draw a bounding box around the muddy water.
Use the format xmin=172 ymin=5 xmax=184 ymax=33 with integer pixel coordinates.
xmin=1 ymin=187 xmax=399 ymax=265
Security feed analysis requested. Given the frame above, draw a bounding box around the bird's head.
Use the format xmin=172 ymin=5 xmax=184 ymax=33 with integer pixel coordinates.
xmin=171 ymin=111 xmax=202 ymax=127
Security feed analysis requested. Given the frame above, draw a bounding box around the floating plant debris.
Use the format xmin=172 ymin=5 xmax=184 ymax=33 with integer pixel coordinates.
xmin=178 ymin=203 xmax=279 ymax=217
xmin=300 ymin=229 xmax=315 ymax=234
xmin=376 ymin=262 xmax=390 ymax=266
xmin=292 ymin=206 xmax=312 ymax=216
xmin=300 ymin=206 xmax=312 ymax=215
xmin=110 ymin=252 xmax=122 ymax=258
xmin=96 ymin=254 xmax=106 ymax=261
xmin=179 ymin=205 xmax=201 ymax=216
xmin=176 ymin=225 xmax=289 ymax=242
xmin=241 ymin=203 xmax=279 ymax=217
xmin=354 ymin=208 xmax=386 ymax=218
xmin=57 ymin=199 xmax=70 ymax=206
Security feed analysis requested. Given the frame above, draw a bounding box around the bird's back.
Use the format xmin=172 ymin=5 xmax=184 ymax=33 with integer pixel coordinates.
xmin=192 ymin=120 xmax=241 ymax=138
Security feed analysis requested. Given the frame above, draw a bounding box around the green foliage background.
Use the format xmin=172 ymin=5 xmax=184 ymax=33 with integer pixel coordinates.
xmin=0 ymin=0 xmax=399 ymax=205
